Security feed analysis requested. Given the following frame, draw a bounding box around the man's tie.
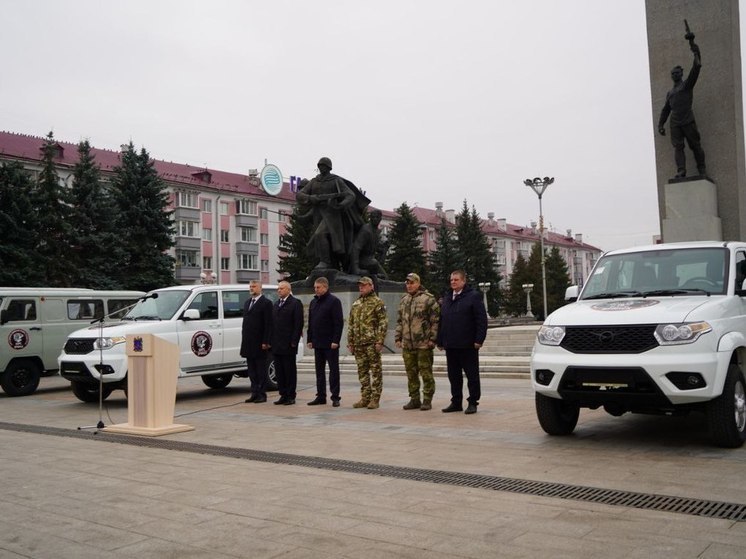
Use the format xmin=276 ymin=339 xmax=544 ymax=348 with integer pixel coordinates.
xmin=248 ymin=298 xmax=256 ymax=311
xmin=279 ymin=298 xmax=285 ymax=308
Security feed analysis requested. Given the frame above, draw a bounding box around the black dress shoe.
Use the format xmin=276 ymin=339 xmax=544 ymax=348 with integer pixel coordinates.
xmin=274 ymin=398 xmax=287 ymax=405
xmin=332 ymin=400 xmax=340 ymax=407
xmin=283 ymin=399 xmax=296 ymax=405
xmin=253 ymin=396 xmax=267 ymax=403
xmin=307 ymin=397 xmax=326 ymax=406
xmin=464 ymin=403 xmax=478 ymax=414
xmin=245 ymin=395 xmax=257 ymax=403
xmin=442 ymin=402 xmax=463 ymax=413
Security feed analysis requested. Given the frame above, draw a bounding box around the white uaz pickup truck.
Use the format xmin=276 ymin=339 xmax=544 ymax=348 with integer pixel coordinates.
xmin=59 ymin=284 xmax=279 ymax=403
xmin=531 ymin=241 xmax=746 ymax=448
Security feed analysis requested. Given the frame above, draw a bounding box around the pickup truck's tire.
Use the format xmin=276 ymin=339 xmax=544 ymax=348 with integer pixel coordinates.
xmin=1 ymin=359 xmax=41 ymax=396
xmin=71 ymin=380 xmax=113 ymax=403
xmin=535 ymin=393 xmax=580 ymax=436
xmin=266 ymin=359 xmax=278 ymax=391
xmin=707 ymin=364 xmax=746 ymax=448
xmin=202 ymin=374 xmax=233 ymax=389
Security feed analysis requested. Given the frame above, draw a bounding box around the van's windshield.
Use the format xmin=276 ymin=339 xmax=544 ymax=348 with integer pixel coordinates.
xmin=581 ymin=247 xmax=729 ymax=299
xmin=122 ymin=290 xmax=191 ymax=321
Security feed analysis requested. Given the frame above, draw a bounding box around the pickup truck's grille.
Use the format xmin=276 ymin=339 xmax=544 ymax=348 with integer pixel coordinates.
xmin=63 ymin=338 xmax=95 ymax=355
xmin=561 ymin=326 xmax=658 ymax=354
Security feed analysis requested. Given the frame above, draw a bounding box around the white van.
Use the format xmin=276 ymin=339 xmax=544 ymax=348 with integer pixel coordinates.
xmin=0 ymin=288 xmax=145 ymax=396
xmin=531 ymin=241 xmax=746 ymax=448
xmin=58 ymin=284 xmax=280 ymax=402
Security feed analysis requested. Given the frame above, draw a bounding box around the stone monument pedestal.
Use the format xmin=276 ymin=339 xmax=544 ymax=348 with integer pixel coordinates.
xmin=661 ymin=178 xmax=722 ymax=242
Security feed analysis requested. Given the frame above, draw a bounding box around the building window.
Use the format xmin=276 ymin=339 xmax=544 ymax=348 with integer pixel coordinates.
xmin=261 ymin=259 xmax=269 ymax=272
xmin=259 ymin=208 xmax=268 ymax=219
xmin=175 ymin=191 xmax=198 ymax=208
xmin=220 ymin=229 xmax=229 ymax=242
xmin=237 ymin=254 xmax=258 ymax=270
xmin=237 ymin=199 xmax=258 ymax=215
xmin=219 ymin=202 xmax=229 ymax=215
xmin=240 ymin=227 xmax=257 ymax=243
xmin=177 ymin=220 xmax=199 ymax=237
xmin=202 ymin=199 xmax=212 ymax=212
xmin=260 ymin=233 xmax=269 ymax=245
xmin=220 ymin=257 xmax=230 ymax=271
xmin=203 ymin=256 xmax=212 ymax=270
xmin=202 ymin=228 xmax=212 ymax=241
xmin=176 ymin=249 xmax=198 ymax=267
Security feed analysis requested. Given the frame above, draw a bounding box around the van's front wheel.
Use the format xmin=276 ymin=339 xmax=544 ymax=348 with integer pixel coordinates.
xmin=707 ymin=364 xmax=746 ymax=448
xmin=71 ymin=381 xmax=113 ymax=403
xmin=1 ymin=359 xmax=41 ymax=396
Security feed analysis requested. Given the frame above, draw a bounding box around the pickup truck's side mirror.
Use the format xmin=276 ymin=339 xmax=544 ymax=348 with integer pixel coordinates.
xmin=182 ymin=309 xmax=201 ymax=321
xmin=737 ymin=279 xmax=746 ymax=297
xmin=565 ymin=285 xmax=579 ymax=302
xmin=0 ymin=309 xmax=7 ymax=325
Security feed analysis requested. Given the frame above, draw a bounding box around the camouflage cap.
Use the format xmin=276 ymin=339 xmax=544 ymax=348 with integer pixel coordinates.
xmin=357 ymin=276 xmax=374 ymax=285
xmin=405 ymin=273 xmax=420 ymax=283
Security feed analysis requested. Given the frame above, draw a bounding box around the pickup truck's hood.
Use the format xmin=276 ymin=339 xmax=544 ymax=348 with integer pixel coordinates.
xmin=69 ymin=320 xmax=159 ymax=338
xmin=544 ymin=296 xmax=717 ymax=326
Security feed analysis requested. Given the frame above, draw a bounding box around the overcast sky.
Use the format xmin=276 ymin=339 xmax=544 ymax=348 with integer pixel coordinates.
xmin=2 ymin=1 xmax=735 ymax=251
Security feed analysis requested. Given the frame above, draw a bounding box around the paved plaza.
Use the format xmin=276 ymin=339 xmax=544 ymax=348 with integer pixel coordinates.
xmin=2 ymin=370 xmax=746 ymax=558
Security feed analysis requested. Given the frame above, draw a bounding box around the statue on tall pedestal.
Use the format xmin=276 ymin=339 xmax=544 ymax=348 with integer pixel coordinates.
xmin=658 ymin=20 xmax=707 ymax=180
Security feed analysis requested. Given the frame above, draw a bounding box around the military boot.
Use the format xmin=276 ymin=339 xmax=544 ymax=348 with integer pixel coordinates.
xmin=367 ymin=398 xmax=380 ymax=409
xmin=402 ymin=399 xmax=421 ymax=410
xmin=353 ymin=399 xmax=370 ymax=408
xmin=420 ymin=399 xmax=432 ymax=411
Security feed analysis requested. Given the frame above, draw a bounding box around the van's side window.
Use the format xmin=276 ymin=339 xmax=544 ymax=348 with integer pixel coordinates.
xmin=67 ymin=300 xmax=105 ymax=320
xmin=736 ymin=252 xmax=746 ymax=291
xmin=222 ymin=290 xmax=249 ymax=318
xmin=187 ymin=292 xmax=219 ymax=320
xmin=6 ymin=299 xmax=36 ymax=321
xmin=107 ymin=299 xmax=140 ymax=320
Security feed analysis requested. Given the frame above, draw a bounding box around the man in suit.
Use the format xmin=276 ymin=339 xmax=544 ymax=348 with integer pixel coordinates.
xmin=241 ymin=280 xmax=273 ymax=403
xmin=437 ymin=269 xmax=488 ymax=415
xmin=271 ymin=280 xmax=304 ymax=405
xmin=306 ymin=276 xmax=344 ymax=407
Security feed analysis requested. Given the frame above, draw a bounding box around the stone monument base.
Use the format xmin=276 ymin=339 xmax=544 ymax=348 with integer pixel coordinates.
xmin=661 ymin=178 xmax=722 ymax=242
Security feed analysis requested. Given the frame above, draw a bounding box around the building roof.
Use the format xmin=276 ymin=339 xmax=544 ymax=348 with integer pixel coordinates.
xmin=0 ymin=131 xmax=297 ymax=202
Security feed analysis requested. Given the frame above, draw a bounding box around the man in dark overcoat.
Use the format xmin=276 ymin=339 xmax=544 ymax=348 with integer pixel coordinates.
xmin=241 ymin=280 xmax=273 ymax=403
xmin=271 ymin=280 xmax=304 ymax=405
xmin=306 ymin=276 xmax=344 ymax=406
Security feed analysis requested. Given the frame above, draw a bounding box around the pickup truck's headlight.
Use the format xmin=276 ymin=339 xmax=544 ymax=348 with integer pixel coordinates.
xmin=654 ymin=322 xmax=712 ymax=345
xmin=537 ymin=325 xmax=566 ymax=346
xmin=93 ymin=336 xmax=127 ymax=350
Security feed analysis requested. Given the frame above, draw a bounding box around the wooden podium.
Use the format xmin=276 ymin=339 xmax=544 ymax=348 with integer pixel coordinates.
xmin=104 ymin=333 xmax=194 ymax=436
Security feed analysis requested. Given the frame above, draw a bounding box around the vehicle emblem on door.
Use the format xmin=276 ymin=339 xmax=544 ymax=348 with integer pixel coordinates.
xmin=8 ymin=329 xmax=29 ymax=350
xmin=192 ymin=331 xmax=212 ymax=357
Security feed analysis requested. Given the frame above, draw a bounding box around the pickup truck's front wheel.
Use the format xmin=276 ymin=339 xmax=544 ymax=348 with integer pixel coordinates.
xmin=202 ymin=374 xmax=233 ymax=389
xmin=535 ymin=393 xmax=579 ymax=436
xmin=707 ymin=364 xmax=746 ymax=448
xmin=71 ymin=381 xmax=114 ymax=403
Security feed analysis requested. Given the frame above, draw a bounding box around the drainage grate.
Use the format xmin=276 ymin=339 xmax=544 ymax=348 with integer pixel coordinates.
xmin=3 ymin=420 xmax=746 ymax=522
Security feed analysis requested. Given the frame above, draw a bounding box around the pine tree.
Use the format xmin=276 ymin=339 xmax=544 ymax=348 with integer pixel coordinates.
xmin=427 ymin=218 xmax=459 ymax=297
xmin=110 ymin=142 xmax=175 ymax=291
xmin=0 ymin=162 xmax=43 ymax=286
xmin=384 ymin=202 xmax=426 ymax=282
xmin=454 ymin=201 xmax=501 ymax=315
xmin=68 ymin=140 xmax=125 ymax=289
xmin=545 ymin=246 xmax=572 ymax=315
xmin=525 ymin=242 xmax=545 ymax=318
xmin=34 ymin=131 xmax=72 ymax=286
xmin=277 ymin=203 xmax=316 ymax=282
xmin=504 ymin=252 xmax=532 ymax=316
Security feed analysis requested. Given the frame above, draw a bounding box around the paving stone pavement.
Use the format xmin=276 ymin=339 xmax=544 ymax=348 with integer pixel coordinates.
xmin=2 ymin=371 xmax=746 ymax=558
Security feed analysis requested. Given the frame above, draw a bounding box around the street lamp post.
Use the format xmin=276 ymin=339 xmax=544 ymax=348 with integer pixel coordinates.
xmin=522 ymin=283 xmax=534 ymax=317
xmin=524 ymin=176 xmax=554 ymax=319
xmin=478 ymin=282 xmax=491 ymax=318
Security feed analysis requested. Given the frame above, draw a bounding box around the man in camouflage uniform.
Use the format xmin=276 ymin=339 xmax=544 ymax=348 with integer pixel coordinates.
xmin=347 ymin=276 xmax=388 ymax=409
xmin=395 ymin=273 xmax=439 ymax=410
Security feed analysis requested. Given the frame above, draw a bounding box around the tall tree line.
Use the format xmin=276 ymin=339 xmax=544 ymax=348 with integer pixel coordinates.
xmin=0 ymin=132 xmax=175 ymax=290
